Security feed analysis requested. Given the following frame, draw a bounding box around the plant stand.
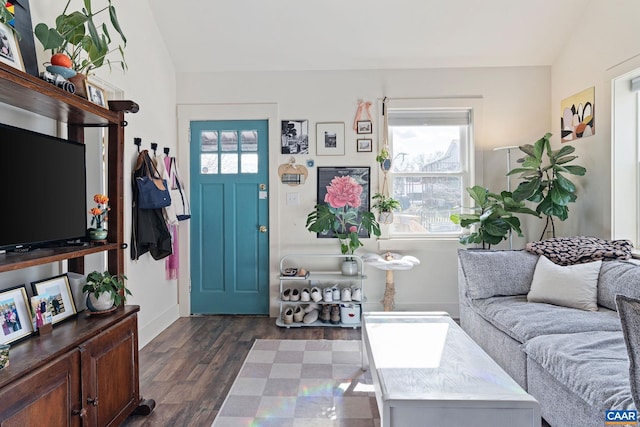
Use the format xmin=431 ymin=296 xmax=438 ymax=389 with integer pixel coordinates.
xmin=363 ymin=252 xmax=420 ymax=311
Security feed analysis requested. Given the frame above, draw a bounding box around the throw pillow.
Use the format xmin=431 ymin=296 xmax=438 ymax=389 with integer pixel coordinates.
xmin=615 ymin=294 xmax=640 ymax=409
xmin=527 ymin=255 xmax=601 ymax=311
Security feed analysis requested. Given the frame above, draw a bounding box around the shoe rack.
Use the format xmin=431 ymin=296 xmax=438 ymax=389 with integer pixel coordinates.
xmin=276 ymin=254 xmax=366 ymax=328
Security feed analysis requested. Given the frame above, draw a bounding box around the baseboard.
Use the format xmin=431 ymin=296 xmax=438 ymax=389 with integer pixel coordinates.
xmin=138 ymin=304 xmax=180 ymax=349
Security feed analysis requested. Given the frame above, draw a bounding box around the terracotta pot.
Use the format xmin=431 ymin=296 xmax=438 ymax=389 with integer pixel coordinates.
xmin=68 ymin=73 xmax=87 ymax=98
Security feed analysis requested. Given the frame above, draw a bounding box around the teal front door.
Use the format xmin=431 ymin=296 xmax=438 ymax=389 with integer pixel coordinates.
xmin=190 ymin=120 xmax=269 ymax=314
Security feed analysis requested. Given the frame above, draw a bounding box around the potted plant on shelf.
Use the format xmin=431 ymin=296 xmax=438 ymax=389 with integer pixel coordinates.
xmin=450 ymin=185 xmax=539 ymax=249
xmin=34 ymin=0 xmax=127 ymax=96
xmin=372 ymin=192 xmax=401 ymax=224
xmin=306 ymin=175 xmax=381 ymax=275
xmin=88 ymin=193 xmax=109 ymax=241
xmin=83 ymin=270 xmax=130 ymax=312
xmin=507 ymin=133 xmax=587 ymax=239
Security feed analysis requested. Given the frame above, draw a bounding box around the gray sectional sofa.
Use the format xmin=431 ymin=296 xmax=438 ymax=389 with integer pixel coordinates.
xmin=457 ymin=249 xmax=638 ymax=427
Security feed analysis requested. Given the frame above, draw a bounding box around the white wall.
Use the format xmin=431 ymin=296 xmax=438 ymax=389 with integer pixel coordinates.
xmin=549 ymin=0 xmax=640 ymax=241
xmin=176 ymin=67 xmax=551 ymax=317
xmin=0 ymin=1 xmax=178 ymax=347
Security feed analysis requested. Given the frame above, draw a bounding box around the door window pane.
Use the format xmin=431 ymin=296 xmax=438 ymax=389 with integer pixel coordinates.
xmin=220 ymin=131 xmax=238 ymax=152
xmin=221 ymin=153 xmax=238 ymax=174
xmin=201 ymin=153 xmax=218 ymax=174
xmin=241 ymin=130 xmax=258 ymax=152
xmin=201 ymin=131 xmax=218 ymax=152
xmin=241 ymin=153 xmax=258 ymax=173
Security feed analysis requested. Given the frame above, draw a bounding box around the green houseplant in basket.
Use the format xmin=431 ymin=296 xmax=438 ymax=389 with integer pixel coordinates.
xmin=83 ymin=270 xmax=130 ymax=312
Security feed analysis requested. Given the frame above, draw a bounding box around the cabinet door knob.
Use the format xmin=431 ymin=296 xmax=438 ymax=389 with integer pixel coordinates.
xmin=87 ymin=397 xmax=99 ymax=406
xmin=72 ymin=408 xmax=87 ymax=417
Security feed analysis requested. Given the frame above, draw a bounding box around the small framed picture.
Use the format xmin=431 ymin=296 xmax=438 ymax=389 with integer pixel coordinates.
xmin=0 ymin=22 xmax=24 ymax=72
xmin=281 ymin=120 xmax=309 ymax=154
xmin=356 ymin=120 xmax=372 ymax=134
xmin=31 ymin=274 xmax=77 ymax=325
xmin=357 ymin=138 xmax=373 ymax=152
xmin=316 ymin=122 xmax=345 ymax=156
xmin=85 ymin=80 xmax=108 ymax=107
xmin=0 ymin=285 xmax=34 ymax=344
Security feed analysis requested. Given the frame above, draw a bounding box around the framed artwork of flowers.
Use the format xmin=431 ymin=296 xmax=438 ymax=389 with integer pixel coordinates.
xmin=315 ymin=167 xmax=372 ymax=239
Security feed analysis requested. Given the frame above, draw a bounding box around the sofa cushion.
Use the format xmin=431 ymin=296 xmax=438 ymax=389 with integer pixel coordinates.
xmin=458 ymin=249 xmax=539 ymax=300
xmin=527 ymin=256 xmax=601 ymax=311
xmin=616 ymin=295 xmax=640 ymax=409
xmin=598 ymin=259 xmax=640 ymax=311
xmin=523 ymin=331 xmax=636 ymax=411
xmin=471 ymin=295 xmax=621 ymax=343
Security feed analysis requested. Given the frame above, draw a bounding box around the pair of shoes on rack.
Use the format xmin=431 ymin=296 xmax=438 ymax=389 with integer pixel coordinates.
xmin=283 ymin=305 xmax=312 ymax=324
xmin=282 ymin=288 xmax=302 ymax=301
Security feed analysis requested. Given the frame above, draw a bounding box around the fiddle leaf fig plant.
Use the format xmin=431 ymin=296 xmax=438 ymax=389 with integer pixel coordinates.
xmin=507 ymin=133 xmax=586 ymax=239
xmin=34 ymin=0 xmax=127 ymax=74
xmin=450 ymin=186 xmax=538 ymax=249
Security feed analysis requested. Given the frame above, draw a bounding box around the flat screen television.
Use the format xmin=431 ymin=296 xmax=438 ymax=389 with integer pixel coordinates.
xmin=0 ymin=122 xmax=87 ymax=251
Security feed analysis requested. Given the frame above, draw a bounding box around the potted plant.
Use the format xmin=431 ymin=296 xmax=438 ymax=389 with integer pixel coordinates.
xmin=306 ymin=175 xmax=381 ymax=275
xmin=34 ymin=0 xmax=127 ymax=96
xmin=88 ymin=193 xmax=109 ymax=240
xmin=372 ymin=192 xmax=401 ymax=224
xmin=450 ymin=185 xmax=538 ymax=249
xmin=83 ymin=270 xmax=131 ymax=312
xmin=507 ymin=133 xmax=587 ymax=239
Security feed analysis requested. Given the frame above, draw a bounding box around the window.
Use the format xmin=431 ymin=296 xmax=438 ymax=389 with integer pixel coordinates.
xmin=384 ymin=104 xmax=474 ymax=237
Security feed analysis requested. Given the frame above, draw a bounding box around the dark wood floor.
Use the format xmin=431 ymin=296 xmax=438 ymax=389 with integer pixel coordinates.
xmin=121 ymin=315 xmax=361 ymax=427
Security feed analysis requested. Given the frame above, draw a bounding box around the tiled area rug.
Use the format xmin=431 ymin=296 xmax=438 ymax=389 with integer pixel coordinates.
xmin=211 ymin=339 xmax=380 ymax=427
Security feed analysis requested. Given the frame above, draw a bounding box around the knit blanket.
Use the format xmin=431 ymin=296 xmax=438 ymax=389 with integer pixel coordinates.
xmin=525 ymin=236 xmax=633 ymax=266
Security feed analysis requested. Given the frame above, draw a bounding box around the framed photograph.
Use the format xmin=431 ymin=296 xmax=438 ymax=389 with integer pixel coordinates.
xmin=0 ymin=285 xmax=34 ymax=344
xmin=356 ymin=120 xmax=372 ymax=134
xmin=316 ymin=122 xmax=345 ymax=156
xmin=281 ymin=120 xmax=309 ymax=154
xmin=0 ymin=22 xmax=24 ymax=71
xmin=357 ymin=138 xmax=373 ymax=152
xmin=31 ymin=274 xmax=77 ymax=325
xmin=316 ymin=166 xmax=371 ymax=238
xmin=85 ymin=80 xmax=108 ymax=107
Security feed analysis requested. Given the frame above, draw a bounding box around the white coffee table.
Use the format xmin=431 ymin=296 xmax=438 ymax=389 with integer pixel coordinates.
xmin=362 ymin=312 xmax=541 ymax=427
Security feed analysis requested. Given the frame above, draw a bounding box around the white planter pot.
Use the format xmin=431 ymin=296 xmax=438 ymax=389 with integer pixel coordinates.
xmin=341 ymin=259 xmax=358 ymax=276
xmin=86 ymin=292 xmax=115 ymax=311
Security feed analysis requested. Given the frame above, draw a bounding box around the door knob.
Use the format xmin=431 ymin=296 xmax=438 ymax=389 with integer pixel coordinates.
xmin=259 ymin=225 xmax=267 ymax=233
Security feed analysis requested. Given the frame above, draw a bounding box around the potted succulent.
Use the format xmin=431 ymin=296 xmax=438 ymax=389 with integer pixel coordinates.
xmin=372 ymin=192 xmax=401 ymax=224
xmin=450 ymin=185 xmax=538 ymax=249
xmin=34 ymin=0 xmax=127 ymax=96
xmin=83 ymin=270 xmax=131 ymax=312
xmin=507 ymin=133 xmax=587 ymax=239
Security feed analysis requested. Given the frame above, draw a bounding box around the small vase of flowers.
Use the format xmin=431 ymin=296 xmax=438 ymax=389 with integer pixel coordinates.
xmin=89 ymin=194 xmax=109 ymax=240
xmin=306 ymin=175 xmax=380 ymax=274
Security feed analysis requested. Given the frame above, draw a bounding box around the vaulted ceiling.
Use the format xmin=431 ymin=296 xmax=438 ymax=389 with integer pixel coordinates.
xmin=149 ymin=0 xmax=589 ymax=73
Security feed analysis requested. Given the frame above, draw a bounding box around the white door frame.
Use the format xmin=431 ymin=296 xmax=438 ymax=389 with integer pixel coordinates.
xmin=176 ymin=103 xmax=280 ymax=317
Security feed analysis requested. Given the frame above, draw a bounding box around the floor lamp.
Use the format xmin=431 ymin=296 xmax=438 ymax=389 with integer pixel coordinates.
xmin=493 ymin=145 xmax=519 ymax=249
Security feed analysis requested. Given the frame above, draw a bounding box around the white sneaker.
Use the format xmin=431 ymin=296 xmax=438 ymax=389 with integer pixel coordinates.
xmin=290 ymin=288 xmax=300 ymax=302
xmin=303 ymin=309 xmax=319 ymax=324
xmin=310 ymin=287 xmax=322 ymax=302
xmin=332 ymin=286 xmax=340 ymax=300
xmin=323 ymin=287 xmax=333 ymax=302
xmin=283 ymin=307 xmax=293 ymax=324
xmin=351 ymin=287 xmax=362 ymax=302
xmin=300 ymin=288 xmax=311 ymax=302
xmin=281 ymin=288 xmax=291 ymax=301
xmin=341 ymin=287 xmax=352 ymax=302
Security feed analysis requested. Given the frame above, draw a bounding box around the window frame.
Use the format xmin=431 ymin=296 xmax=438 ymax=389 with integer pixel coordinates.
xmin=377 ymin=97 xmax=481 ymax=240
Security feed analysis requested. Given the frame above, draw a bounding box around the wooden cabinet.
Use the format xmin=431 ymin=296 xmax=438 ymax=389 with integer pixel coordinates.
xmin=0 ymin=63 xmax=150 ymax=424
xmin=0 ymin=306 xmax=143 ymax=426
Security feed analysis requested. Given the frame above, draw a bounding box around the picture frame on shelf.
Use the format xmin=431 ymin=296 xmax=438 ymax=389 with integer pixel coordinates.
xmin=356 ymin=120 xmax=372 ymax=134
xmin=85 ymin=80 xmax=107 ymax=107
xmin=316 ymin=166 xmax=371 ymax=238
xmin=0 ymin=21 xmax=24 ymax=71
xmin=0 ymin=285 xmax=34 ymax=344
xmin=357 ymin=138 xmax=373 ymax=152
xmin=316 ymin=122 xmax=345 ymax=156
xmin=31 ymin=274 xmax=77 ymax=325
xmin=7 ymin=0 xmax=38 ymax=76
